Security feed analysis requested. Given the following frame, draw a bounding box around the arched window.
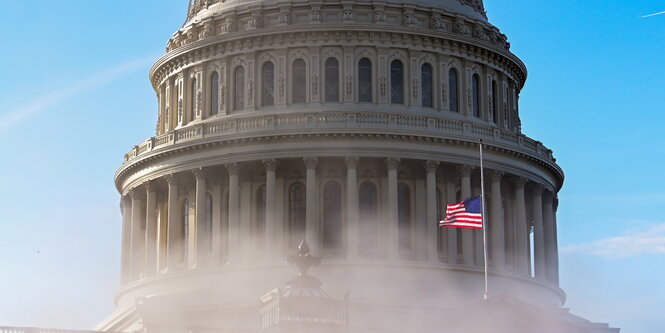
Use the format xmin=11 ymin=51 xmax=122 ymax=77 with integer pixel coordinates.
xmin=289 ymin=182 xmax=306 ymax=247
xmin=325 ymin=58 xmax=340 ymax=103
xmin=449 ymin=68 xmax=459 ymax=112
xmin=292 ymin=59 xmax=306 ymax=104
xmin=421 ymin=63 xmax=433 ymax=108
xmin=472 ymin=74 xmax=481 ymax=117
xmin=398 ymin=183 xmax=412 ymax=250
xmin=204 ymin=193 xmax=213 ymax=253
xmin=210 ymin=72 xmax=219 ymax=116
xmin=262 ymin=62 xmax=275 ymax=106
xmin=323 ymin=182 xmax=342 ymax=249
xmin=358 ymin=58 xmax=372 ymax=103
xmin=234 ymin=66 xmax=245 ymax=111
xmin=254 ymin=185 xmax=266 ymax=248
xmin=491 ymin=80 xmax=498 ymax=124
xmin=190 ymin=78 xmax=197 ymax=122
xmin=182 ymin=200 xmax=190 ymax=263
xmin=390 ymin=60 xmax=404 ymax=104
xmin=359 ymin=182 xmax=378 ymax=251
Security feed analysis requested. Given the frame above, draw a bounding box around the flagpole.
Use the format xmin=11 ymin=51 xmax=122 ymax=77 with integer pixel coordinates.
xmin=480 ymin=139 xmax=489 ymax=300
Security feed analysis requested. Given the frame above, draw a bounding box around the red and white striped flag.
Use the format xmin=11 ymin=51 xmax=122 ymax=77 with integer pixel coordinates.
xmin=439 ymin=196 xmax=483 ymax=229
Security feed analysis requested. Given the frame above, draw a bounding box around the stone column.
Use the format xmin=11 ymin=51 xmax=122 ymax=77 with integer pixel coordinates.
xmin=532 ymin=184 xmax=545 ymax=279
xmin=489 ymin=170 xmax=505 ymax=268
xmin=263 ymin=159 xmax=279 ymax=259
xmin=460 ymin=165 xmax=474 ymax=266
xmin=120 ymin=196 xmax=132 ymax=284
xmin=514 ymin=177 xmax=529 ymax=275
xmin=304 ymin=157 xmax=320 ymax=255
xmin=144 ymin=182 xmax=158 ymax=277
xmin=386 ymin=157 xmax=401 ymax=259
xmin=445 ymin=169 xmax=458 ymax=264
xmin=130 ymin=187 xmax=146 ymax=280
xmin=165 ymin=174 xmax=180 ymax=270
xmin=551 ymin=196 xmax=560 ymax=285
xmin=543 ymin=190 xmax=557 ymax=284
xmin=425 ymin=161 xmax=439 ymax=262
xmin=226 ymin=163 xmax=241 ymax=264
xmin=193 ymin=168 xmax=207 ymax=267
xmin=345 ymin=157 xmax=360 ymax=259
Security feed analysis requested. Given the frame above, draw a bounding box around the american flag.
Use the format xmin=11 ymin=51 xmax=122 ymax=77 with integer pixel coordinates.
xmin=439 ymin=196 xmax=483 ymax=229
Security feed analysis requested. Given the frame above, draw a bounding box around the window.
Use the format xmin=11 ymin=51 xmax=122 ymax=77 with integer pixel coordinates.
xmin=325 ymin=58 xmax=340 ymax=103
xmin=210 ymin=73 xmax=219 ymax=116
xmin=182 ymin=200 xmax=190 ymax=263
xmin=358 ymin=58 xmax=372 ymax=103
xmin=190 ymin=78 xmax=197 ymax=121
xmin=254 ymin=185 xmax=266 ymax=248
xmin=204 ymin=194 xmax=213 ymax=253
xmin=398 ymin=184 xmax=412 ymax=250
xmin=292 ymin=59 xmax=306 ymax=104
xmin=323 ymin=182 xmax=343 ymax=249
xmin=289 ymin=182 xmax=306 ymax=247
xmin=472 ymin=74 xmax=480 ymax=117
xmin=262 ymin=62 xmax=275 ymax=106
xmin=390 ymin=60 xmax=404 ymax=104
xmin=449 ymin=68 xmax=459 ymax=112
xmin=359 ymin=182 xmax=378 ymax=251
xmin=491 ymin=80 xmax=498 ymax=123
xmin=234 ymin=66 xmax=245 ymax=111
xmin=421 ymin=63 xmax=433 ymax=107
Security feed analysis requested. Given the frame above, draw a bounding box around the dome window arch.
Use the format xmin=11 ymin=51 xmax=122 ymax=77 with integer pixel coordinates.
xmin=390 ymin=60 xmax=404 ymax=104
xmin=472 ymin=74 xmax=481 ymax=118
xmin=324 ymin=57 xmax=340 ymax=103
xmin=322 ymin=181 xmax=343 ymax=250
xmin=291 ymin=59 xmax=307 ymax=104
xmin=210 ymin=72 xmax=219 ymax=116
xmin=358 ymin=58 xmax=373 ymax=103
xmin=262 ymin=62 xmax=275 ymax=107
xmin=233 ymin=66 xmax=245 ymax=111
xmin=421 ymin=63 xmax=434 ymax=108
xmin=449 ymin=68 xmax=459 ymax=112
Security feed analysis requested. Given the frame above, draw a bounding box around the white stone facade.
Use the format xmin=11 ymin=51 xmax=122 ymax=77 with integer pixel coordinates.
xmin=99 ymin=1 xmax=618 ymax=332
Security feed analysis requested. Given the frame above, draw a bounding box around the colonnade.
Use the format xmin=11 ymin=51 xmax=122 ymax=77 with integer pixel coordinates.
xmin=119 ymin=157 xmax=559 ymax=287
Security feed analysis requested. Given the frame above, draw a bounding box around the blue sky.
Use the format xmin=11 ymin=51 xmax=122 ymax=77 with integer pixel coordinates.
xmin=0 ymin=1 xmax=663 ymax=332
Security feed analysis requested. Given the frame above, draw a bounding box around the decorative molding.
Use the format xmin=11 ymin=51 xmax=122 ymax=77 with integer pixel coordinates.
xmin=425 ymin=160 xmax=440 ymax=173
xmin=303 ymin=157 xmax=319 ymax=170
xmin=344 ymin=156 xmax=360 ymax=169
xmin=225 ymin=162 xmax=240 ymax=176
xmin=262 ymin=159 xmax=279 ymax=172
xmin=385 ymin=157 xmax=401 ymax=171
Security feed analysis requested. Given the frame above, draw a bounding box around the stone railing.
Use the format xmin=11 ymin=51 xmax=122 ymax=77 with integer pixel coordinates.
xmin=122 ymin=111 xmax=556 ymax=167
xmin=0 ymin=328 xmax=105 ymax=333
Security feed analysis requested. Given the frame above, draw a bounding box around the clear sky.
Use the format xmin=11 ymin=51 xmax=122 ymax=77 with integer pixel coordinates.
xmin=0 ymin=1 xmax=663 ymax=332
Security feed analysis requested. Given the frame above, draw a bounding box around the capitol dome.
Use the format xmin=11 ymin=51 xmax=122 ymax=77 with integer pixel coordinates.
xmin=99 ymin=1 xmax=617 ymax=332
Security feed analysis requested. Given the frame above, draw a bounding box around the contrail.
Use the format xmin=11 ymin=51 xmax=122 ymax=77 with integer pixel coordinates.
xmin=0 ymin=54 xmax=158 ymax=132
xmin=642 ymin=10 xmax=665 ymax=18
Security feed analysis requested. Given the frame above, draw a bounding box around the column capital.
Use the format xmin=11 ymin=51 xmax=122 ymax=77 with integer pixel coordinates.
xmin=262 ymin=159 xmax=280 ymax=172
xmin=458 ymin=164 xmax=474 ymax=177
xmin=514 ymin=176 xmax=527 ymax=189
xmin=144 ymin=180 xmax=157 ymax=194
xmin=344 ymin=156 xmax=360 ymax=169
xmin=226 ymin=162 xmax=240 ymax=176
xmin=489 ymin=170 xmax=505 ymax=183
xmin=424 ymin=160 xmax=440 ymax=173
xmin=129 ymin=187 xmax=146 ymax=200
xmin=192 ymin=167 xmax=207 ymax=181
xmin=303 ymin=157 xmax=319 ymax=170
xmin=385 ymin=157 xmax=401 ymax=171
xmin=530 ymin=182 xmax=544 ymax=196
xmin=164 ymin=174 xmax=178 ymax=187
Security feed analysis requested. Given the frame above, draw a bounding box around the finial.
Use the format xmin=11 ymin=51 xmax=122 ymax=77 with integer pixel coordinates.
xmin=287 ymin=239 xmax=321 ymax=277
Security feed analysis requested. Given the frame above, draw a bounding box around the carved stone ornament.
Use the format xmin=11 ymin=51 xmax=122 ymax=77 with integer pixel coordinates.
xmin=344 ymin=156 xmax=360 ymax=169
xmin=262 ymin=159 xmax=279 ymax=172
xmin=342 ymin=5 xmax=354 ymax=23
xmin=248 ymin=13 xmax=263 ymax=29
xmin=425 ymin=160 xmax=440 ymax=173
xmin=303 ymin=157 xmax=319 ymax=170
xmin=385 ymin=157 xmax=401 ymax=170
xmin=431 ymin=14 xmax=446 ymax=31
xmin=278 ymin=77 xmax=285 ymax=98
xmin=453 ymin=18 xmax=471 ymax=35
xmin=310 ymin=7 xmax=321 ymax=23
xmin=226 ymin=163 xmax=240 ymax=176
xmin=278 ymin=8 xmax=291 ymax=25
xmin=345 ymin=73 xmax=353 ymax=96
xmin=374 ymin=7 xmax=386 ymax=24
xmin=312 ymin=73 xmax=319 ymax=95
xmin=403 ymin=9 xmax=417 ymax=27
xmin=380 ymin=76 xmax=387 ymax=96
xmin=164 ymin=174 xmax=178 ymax=187
xmin=412 ymin=79 xmax=418 ymax=98
xmin=192 ymin=168 xmax=207 ymax=181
